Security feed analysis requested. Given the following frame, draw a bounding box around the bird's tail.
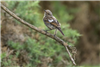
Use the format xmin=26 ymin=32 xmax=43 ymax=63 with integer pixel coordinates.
xmin=57 ymin=27 xmax=64 ymax=36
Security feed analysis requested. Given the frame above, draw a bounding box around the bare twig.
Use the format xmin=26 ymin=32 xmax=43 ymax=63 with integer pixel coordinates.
xmin=65 ymin=46 xmax=76 ymax=65
xmin=1 ymin=4 xmax=76 ymax=65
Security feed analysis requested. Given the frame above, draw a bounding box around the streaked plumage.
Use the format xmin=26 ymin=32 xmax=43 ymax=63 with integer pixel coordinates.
xmin=43 ymin=10 xmax=64 ymax=36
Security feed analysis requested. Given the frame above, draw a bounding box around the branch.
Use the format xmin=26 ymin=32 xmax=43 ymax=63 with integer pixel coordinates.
xmin=1 ymin=4 xmax=76 ymax=65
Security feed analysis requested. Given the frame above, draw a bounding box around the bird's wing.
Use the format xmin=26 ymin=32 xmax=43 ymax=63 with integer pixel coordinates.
xmin=45 ymin=16 xmax=64 ymax=36
xmin=48 ymin=16 xmax=61 ymax=27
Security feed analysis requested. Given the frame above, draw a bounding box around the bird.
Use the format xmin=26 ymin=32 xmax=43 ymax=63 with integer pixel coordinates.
xmin=43 ymin=9 xmax=64 ymax=36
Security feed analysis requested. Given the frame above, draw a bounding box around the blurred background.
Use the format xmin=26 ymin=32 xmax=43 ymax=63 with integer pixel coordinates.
xmin=1 ymin=1 xmax=100 ymax=67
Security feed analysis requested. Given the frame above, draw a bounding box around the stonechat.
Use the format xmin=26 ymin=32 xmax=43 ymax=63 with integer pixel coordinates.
xmin=43 ymin=9 xmax=64 ymax=36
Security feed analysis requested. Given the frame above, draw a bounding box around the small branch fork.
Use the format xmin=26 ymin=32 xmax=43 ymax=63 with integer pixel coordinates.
xmin=1 ymin=4 xmax=76 ymax=65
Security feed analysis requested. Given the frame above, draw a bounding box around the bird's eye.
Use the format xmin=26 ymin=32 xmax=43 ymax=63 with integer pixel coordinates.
xmin=47 ymin=13 xmax=50 ymax=15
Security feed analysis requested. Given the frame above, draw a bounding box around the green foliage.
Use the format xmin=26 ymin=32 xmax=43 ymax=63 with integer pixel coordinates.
xmin=1 ymin=54 xmax=14 ymax=67
xmin=5 ymin=37 xmax=66 ymax=66
xmin=3 ymin=1 xmax=82 ymax=67
xmin=0 ymin=52 xmax=6 ymax=63
xmin=7 ymin=1 xmax=43 ymax=27
xmin=51 ymin=1 xmax=81 ymax=43
xmin=52 ymin=2 xmax=74 ymax=23
xmin=8 ymin=41 xmax=24 ymax=50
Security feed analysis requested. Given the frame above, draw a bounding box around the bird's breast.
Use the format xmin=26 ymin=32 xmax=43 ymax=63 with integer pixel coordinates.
xmin=44 ymin=21 xmax=55 ymax=30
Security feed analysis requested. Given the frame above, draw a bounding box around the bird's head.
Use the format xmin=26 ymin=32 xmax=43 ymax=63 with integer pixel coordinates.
xmin=44 ymin=9 xmax=53 ymax=17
